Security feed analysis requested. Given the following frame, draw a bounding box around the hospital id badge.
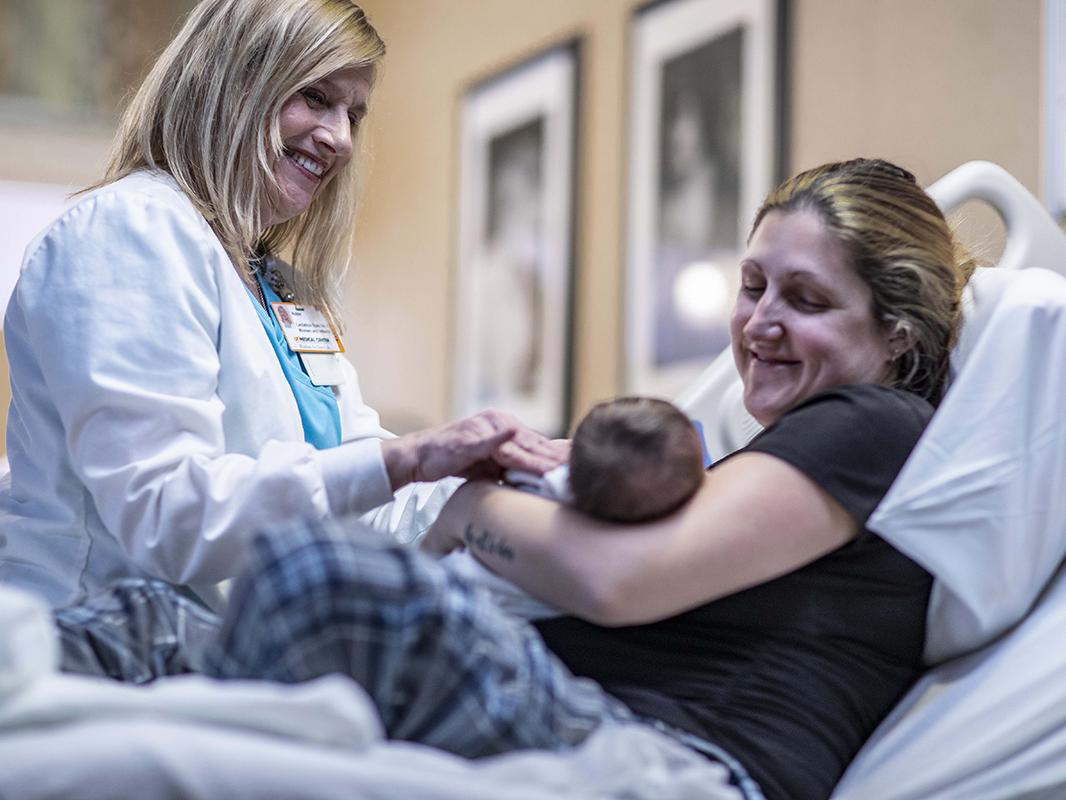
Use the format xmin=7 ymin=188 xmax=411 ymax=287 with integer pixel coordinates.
xmin=299 ymin=352 xmax=348 ymax=387
xmin=270 ymin=302 xmax=345 ymax=354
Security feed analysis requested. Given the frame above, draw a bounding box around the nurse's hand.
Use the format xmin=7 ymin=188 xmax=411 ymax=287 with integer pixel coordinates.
xmin=381 ymin=410 xmax=567 ymax=490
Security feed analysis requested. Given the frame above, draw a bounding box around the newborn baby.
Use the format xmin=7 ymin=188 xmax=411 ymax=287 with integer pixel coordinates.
xmin=445 ymin=397 xmax=706 ymax=619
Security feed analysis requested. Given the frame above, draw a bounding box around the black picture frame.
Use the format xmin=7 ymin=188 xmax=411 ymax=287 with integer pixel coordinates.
xmin=625 ymin=0 xmax=784 ymax=397
xmin=453 ymin=42 xmax=580 ymax=436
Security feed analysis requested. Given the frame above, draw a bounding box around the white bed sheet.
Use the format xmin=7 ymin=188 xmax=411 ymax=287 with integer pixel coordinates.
xmin=0 ymin=586 xmax=740 ymax=800
xmin=0 ymin=720 xmax=741 ymax=800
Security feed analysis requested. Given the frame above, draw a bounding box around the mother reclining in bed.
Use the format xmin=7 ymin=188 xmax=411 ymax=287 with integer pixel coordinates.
xmin=204 ymin=157 xmax=976 ymax=800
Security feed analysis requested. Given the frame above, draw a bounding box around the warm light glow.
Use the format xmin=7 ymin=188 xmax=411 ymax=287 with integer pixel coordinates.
xmin=672 ymin=260 xmax=729 ymax=327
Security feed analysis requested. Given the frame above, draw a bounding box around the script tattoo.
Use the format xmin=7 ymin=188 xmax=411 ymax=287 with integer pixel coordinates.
xmin=463 ymin=524 xmax=515 ymax=562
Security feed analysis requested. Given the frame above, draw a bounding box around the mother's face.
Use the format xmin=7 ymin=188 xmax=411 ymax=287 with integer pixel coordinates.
xmin=266 ymin=65 xmax=374 ymax=227
xmin=729 ymin=209 xmax=895 ymax=426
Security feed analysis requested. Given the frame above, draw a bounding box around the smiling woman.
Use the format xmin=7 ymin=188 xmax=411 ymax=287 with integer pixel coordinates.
xmin=731 ymin=208 xmax=899 ymax=425
xmin=0 ymin=0 xmax=565 ymax=619
xmin=271 ymin=66 xmax=373 ymax=227
xmin=746 ymin=160 xmax=974 ymax=408
xmin=92 ymin=0 xmax=385 ymax=320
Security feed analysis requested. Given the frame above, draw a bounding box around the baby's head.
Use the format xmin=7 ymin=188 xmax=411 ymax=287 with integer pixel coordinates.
xmin=569 ymin=397 xmax=704 ymax=523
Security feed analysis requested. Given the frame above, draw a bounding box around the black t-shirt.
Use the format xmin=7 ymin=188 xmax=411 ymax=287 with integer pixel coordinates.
xmin=535 ymin=384 xmax=934 ymax=800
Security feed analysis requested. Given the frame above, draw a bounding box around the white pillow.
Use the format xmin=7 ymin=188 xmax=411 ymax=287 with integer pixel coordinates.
xmin=870 ymin=267 xmax=1066 ymax=662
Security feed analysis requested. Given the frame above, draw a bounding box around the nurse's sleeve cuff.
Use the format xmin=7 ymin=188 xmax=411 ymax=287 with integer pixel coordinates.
xmin=315 ymin=438 xmax=394 ymax=515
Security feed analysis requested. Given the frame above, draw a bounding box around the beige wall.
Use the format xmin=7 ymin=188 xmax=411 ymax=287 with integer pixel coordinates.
xmin=793 ymin=0 xmax=1040 ymax=185
xmin=0 ymin=0 xmax=1045 ymax=450
xmin=350 ymin=0 xmax=1042 ymax=433
xmin=790 ymin=0 xmax=1040 ymax=260
xmin=349 ymin=0 xmax=643 ymax=432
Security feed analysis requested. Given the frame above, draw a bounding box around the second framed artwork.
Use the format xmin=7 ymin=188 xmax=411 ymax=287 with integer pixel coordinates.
xmin=625 ymin=0 xmax=783 ymax=397
xmin=453 ymin=43 xmax=579 ymax=437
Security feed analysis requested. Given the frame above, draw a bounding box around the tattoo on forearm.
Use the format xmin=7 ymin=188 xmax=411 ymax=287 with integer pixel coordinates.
xmin=463 ymin=524 xmax=515 ymax=562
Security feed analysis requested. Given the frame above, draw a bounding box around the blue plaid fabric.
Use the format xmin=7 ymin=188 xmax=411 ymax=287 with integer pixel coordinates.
xmin=55 ymin=578 xmax=221 ymax=684
xmin=204 ymin=518 xmax=638 ymax=757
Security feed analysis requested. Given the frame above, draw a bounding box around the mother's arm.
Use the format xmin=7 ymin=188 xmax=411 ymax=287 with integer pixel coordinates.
xmin=426 ymin=452 xmax=858 ymax=626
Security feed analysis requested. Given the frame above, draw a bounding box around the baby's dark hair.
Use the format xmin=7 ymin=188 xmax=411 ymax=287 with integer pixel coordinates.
xmin=569 ymin=397 xmax=704 ymax=523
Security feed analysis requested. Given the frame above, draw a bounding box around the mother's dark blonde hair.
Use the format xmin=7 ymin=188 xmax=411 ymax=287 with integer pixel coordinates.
xmin=93 ymin=0 xmax=385 ymax=319
xmin=752 ymin=158 xmax=976 ymax=403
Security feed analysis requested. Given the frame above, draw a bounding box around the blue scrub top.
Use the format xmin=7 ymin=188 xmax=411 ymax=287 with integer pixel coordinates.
xmin=250 ymin=272 xmax=342 ymax=450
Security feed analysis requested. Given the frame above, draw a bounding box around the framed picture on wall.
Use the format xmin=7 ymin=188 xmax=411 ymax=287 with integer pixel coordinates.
xmin=453 ymin=43 xmax=579 ymax=437
xmin=625 ymin=0 xmax=783 ymax=397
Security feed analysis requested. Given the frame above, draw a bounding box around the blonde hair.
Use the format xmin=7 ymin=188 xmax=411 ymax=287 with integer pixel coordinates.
xmin=752 ymin=158 xmax=977 ymax=403
xmin=91 ymin=0 xmax=385 ymax=319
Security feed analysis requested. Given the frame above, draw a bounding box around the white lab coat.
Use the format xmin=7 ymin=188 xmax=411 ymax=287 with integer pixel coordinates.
xmin=0 ymin=170 xmax=456 ymax=610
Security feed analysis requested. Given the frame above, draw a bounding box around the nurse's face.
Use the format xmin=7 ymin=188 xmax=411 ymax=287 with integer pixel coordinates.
xmin=266 ymin=65 xmax=373 ymax=227
xmin=730 ymin=209 xmax=895 ymax=426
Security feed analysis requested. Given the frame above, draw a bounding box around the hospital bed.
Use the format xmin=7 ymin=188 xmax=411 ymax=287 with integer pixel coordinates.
xmin=2 ymin=161 xmax=1066 ymax=799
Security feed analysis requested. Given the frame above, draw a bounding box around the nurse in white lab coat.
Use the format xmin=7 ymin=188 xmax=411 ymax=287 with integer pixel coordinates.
xmin=0 ymin=0 xmax=563 ymax=613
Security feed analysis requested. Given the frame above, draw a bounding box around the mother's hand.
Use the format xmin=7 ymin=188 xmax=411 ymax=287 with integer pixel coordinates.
xmin=381 ymin=410 xmax=566 ymax=490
